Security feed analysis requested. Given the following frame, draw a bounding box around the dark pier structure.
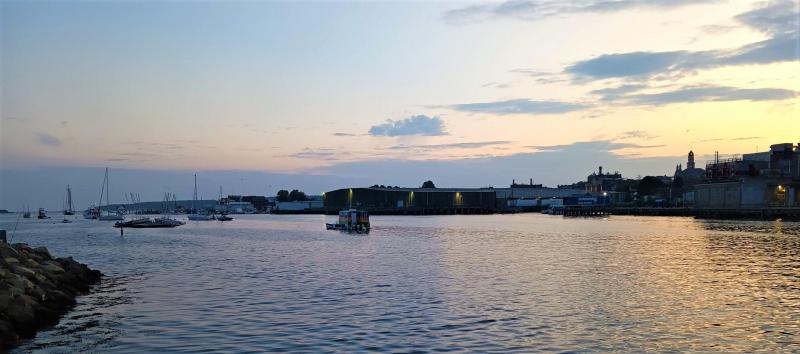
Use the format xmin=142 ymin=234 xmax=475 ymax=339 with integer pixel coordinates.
xmin=323 ymin=187 xmax=497 ymax=215
xmin=562 ymin=206 xmax=800 ymax=220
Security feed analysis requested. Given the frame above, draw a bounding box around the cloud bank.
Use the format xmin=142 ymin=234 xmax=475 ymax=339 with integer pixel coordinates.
xmin=368 ymin=115 xmax=447 ymax=137
xmin=447 ymin=99 xmax=589 ymax=115
xmin=444 ymin=0 xmax=714 ymax=24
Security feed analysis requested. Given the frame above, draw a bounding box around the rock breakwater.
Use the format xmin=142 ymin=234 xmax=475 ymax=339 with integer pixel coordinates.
xmin=0 ymin=241 xmax=102 ymax=349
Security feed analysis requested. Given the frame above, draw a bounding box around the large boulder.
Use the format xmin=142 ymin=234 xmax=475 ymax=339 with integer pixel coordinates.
xmin=0 ymin=242 xmax=102 ymax=350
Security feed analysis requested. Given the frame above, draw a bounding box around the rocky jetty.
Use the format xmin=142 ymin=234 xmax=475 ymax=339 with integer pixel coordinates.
xmin=0 ymin=241 xmax=102 ymax=349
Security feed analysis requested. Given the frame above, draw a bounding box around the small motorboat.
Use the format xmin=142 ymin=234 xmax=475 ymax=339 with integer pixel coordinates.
xmin=37 ymin=208 xmax=50 ymax=219
xmin=61 ymin=218 xmax=73 ymax=223
xmin=216 ymin=214 xmax=233 ymax=221
xmin=326 ymin=209 xmax=370 ymax=233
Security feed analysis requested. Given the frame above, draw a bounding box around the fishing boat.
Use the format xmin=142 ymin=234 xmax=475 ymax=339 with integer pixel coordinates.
xmin=187 ymin=174 xmax=213 ymax=221
xmin=83 ymin=206 xmax=100 ymax=219
xmin=326 ymin=209 xmax=370 ymax=233
xmin=97 ymin=168 xmax=124 ymax=221
xmin=63 ymin=185 xmax=75 ymax=215
xmin=37 ymin=208 xmax=50 ymax=219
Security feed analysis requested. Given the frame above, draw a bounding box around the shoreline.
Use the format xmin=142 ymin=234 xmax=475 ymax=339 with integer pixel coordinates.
xmin=0 ymin=240 xmax=102 ymax=350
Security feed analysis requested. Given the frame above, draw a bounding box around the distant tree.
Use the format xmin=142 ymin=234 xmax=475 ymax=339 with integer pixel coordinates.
xmin=421 ymin=180 xmax=436 ymax=188
xmin=276 ymin=190 xmax=289 ymax=202
xmin=288 ymin=189 xmax=308 ymax=201
xmin=638 ymin=176 xmax=665 ymax=196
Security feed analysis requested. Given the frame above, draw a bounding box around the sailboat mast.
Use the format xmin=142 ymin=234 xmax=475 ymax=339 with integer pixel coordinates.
xmin=105 ymin=168 xmax=110 ymax=207
xmin=98 ymin=169 xmax=106 ymax=210
xmin=66 ymin=185 xmax=73 ymax=212
xmin=193 ymin=174 xmax=197 ymax=212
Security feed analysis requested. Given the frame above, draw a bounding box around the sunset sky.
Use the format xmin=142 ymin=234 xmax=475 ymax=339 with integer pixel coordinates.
xmin=1 ymin=0 xmax=798 ymax=209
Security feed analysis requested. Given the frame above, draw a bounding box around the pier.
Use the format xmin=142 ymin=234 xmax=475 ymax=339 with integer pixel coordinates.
xmin=562 ymin=206 xmax=800 ymax=220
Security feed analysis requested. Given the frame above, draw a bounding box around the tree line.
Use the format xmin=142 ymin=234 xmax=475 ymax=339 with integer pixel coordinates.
xmin=276 ymin=189 xmax=308 ymax=202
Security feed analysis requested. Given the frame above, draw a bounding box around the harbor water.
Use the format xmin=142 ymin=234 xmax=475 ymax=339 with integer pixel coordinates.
xmin=1 ymin=214 xmax=799 ymax=352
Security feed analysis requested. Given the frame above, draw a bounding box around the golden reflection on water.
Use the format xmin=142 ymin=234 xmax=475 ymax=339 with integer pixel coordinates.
xmin=433 ymin=215 xmax=800 ymax=351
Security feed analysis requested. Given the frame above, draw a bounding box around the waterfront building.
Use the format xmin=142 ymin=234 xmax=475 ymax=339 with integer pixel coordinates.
xmin=674 ymin=151 xmax=706 ymax=180
xmin=695 ymin=143 xmax=800 ymax=208
xmin=497 ymin=179 xmax=584 ymax=199
xmin=275 ymin=200 xmax=324 ymax=212
xmin=323 ymin=187 xmax=497 ymax=214
xmin=222 ymin=195 xmax=269 ymax=212
xmin=587 ymin=166 xmax=624 ymax=193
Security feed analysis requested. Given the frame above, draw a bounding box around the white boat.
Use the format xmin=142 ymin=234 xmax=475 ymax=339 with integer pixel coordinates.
xmin=83 ymin=206 xmax=100 ymax=219
xmin=99 ymin=213 xmax=124 ymax=221
xmin=37 ymin=208 xmax=50 ymax=219
xmin=187 ymin=174 xmax=213 ymax=221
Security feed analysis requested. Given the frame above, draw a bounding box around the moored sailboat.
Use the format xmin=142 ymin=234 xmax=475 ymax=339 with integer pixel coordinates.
xmin=97 ymin=168 xmax=124 ymax=221
xmin=187 ymin=174 xmax=213 ymax=221
xmin=63 ymin=185 xmax=75 ymax=215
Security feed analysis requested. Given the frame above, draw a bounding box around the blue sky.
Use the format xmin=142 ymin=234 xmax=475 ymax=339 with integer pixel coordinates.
xmin=1 ymin=0 xmax=798 ymax=210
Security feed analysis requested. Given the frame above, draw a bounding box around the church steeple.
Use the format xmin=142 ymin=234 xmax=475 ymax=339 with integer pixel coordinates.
xmin=687 ymin=151 xmax=695 ymax=169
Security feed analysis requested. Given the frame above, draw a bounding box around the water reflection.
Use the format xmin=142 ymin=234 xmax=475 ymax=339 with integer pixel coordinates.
xmin=1 ymin=214 xmax=798 ymax=352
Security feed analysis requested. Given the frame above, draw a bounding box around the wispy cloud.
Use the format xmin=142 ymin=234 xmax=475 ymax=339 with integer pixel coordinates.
xmin=527 ymin=140 xmax=664 ymax=154
xmin=443 ymin=0 xmax=713 ymax=24
xmin=566 ymin=1 xmax=798 ymax=81
xmin=388 ymin=141 xmax=512 ymax=151
xmin=368 ymin=115 xmax=447 ymax=137
xmin=288 ymin=148 xmax=342 ymax=160
xmin=617 ymin=130 xmax=659 ymax=140
xmin=37 ymin=133 xmax=62 ymax=147
xmin=590 ymin=84 xmax=648 ymax=101
xmin=446 ymin=99 xmax=589 ymax=115
xmin=618 ymin=86 xmax=797 ymax=105
xmin=509 ymin=69 xmax=569 ymax=85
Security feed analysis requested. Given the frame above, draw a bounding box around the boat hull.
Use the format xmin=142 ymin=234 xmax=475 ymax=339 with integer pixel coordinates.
xmin=99 ymin=215 xmax=124 ymax=221
xmin=187 ymin=214 xmax=214 ymax=221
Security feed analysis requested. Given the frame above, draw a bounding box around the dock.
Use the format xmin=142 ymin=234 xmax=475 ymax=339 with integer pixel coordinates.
xmin=562 ymin=206 xmax=800 ymax=220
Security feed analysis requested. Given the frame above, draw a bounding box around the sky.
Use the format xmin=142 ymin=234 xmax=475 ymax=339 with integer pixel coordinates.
xmin=1 ymin=0 xmax=798 ymax=210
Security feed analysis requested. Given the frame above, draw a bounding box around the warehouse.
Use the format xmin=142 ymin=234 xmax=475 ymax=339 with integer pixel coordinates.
xmin=323 ymin=187 xmax=497 ymax=214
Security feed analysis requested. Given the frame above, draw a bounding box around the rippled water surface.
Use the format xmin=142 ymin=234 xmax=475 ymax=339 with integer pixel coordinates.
xmin=2 ymin=214 xmax=799 ymax=352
